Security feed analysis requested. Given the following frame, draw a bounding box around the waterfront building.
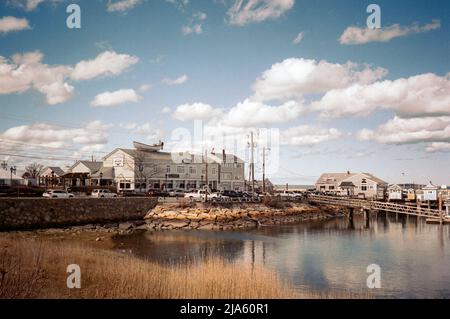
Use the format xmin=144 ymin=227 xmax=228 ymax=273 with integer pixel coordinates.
xmin=315 ymin=172 xmax=388 ymax=199
xmin=422 ymin=183 xmax=438 ymax=201
xmin=39 ymin=167 xmax=65 ymax=187
xmin=388 ymin=184 xmax=403 ymax=201
xmin=98 ymin=141 xmax=245 ymax=192
xmin=63 ymin=161 xmax=103 ymax=187
xmin=0 ymin=168 xmax=24 ymax=186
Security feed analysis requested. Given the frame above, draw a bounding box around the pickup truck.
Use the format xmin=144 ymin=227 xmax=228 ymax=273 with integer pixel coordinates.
xmin=279 ymin=191 xmax=302 ymax=200
xmin=184 ymin=190 xmax=221 ymax=201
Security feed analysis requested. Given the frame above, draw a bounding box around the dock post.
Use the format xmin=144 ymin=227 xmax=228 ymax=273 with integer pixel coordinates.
xmin=365 ymin=209 xmax=370 ymax=229
xmin=417 ymin=199 xmax=421 ymax=217
xmin=349 ymin=207 xmax=355 ymax=229
xmin=439 ymin=193 xmax=443 ymax=225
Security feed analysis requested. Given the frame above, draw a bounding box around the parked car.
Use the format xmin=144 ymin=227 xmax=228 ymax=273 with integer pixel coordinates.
xmin=168 ymin=189 xmax=186 ymax=197
xmin=221 ymin=190 xmax=240 ymax=198
xmin=43 ymin=189 xmax=75 ymax=198
xmin=184 ymin=189 xmax=221 ymax=201
xmin=118 ymin=190 xmax=146 ymax=197
xmin=146 ymin=189 xmax=169 ymax=197
xmin=91 ymin=189 xmax=117 ymax=198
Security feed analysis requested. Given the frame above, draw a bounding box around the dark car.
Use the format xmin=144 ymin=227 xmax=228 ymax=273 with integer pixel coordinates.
xmin=118 ymin=190 xmax=146 ymax=197
xmin=146 ymin=189 xmax=169 ymax=197
xmin=221 ymin=190 xmax=240 ymax=198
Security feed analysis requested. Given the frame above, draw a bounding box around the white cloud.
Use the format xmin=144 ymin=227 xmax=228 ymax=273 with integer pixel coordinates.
xmin=340 ymin=19 xmax=441 ymax=45
xmin=292 ymin=31 xmax=304 ymax=45
xmin=71 ymin=51 xmax=139 ymax=81
xmin=106 ymin=0 xmax=141 ymax=12
xmin=173 ymin=103 xmax=223 ymax=121
xmin=139 ymin=83 xmax=153 ymax=92
xmin=0 ymin=16 xmax=31 ymax=33
xmin=227 ymin=0 xmax=294 ymax=26
xmin=182 ymin=11 xmax=207 ymax=35
xmin=8 ymin=0 xmax=60 ymax=11
xmin=172 ymin=98 xmax=303 ymax=127
xmin=161 ymin=107 xmax=171 ymax=114
xmin=90 ymin=89 xmax=141 ymax=107
xmin=426 ymin=142 xmax=450 ymax=153
xmin=311 ymin=73 xmax=450 ymax=118
xmin=162 ymin=74 xmax=188 ymax=85
xmin=0 ymin=121 xmax=109 ymax=148
xmin=281 ymin=125 xmax=342 ymax=147
xmin=0 ymin=50 xmax=139 ymax=105
xmin=120 ymin=122 xmax=164 ymax=141
xmin=222 ymin=99 xmax=304 ymax=127
xmin=165 ymin=0 xmax=189 ymax=11
xmin=0 ymin=51 xmax=74 ymax=104
xmin=357 ymin=116 xmax=450 ymax=145
xmin=252 ymin=58 xmax=387 ymax=102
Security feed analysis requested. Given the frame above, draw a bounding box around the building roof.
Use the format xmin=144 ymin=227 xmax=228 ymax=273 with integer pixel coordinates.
xmin=316 ymin=172 xmax=354 ymax=184
xmin=69 ymin=161 xmax=103 ymax=173
xmin=91 ymin=167 xmax=115 ymax=179
xmin=104 ymin=146 xmax=244 ymax=165
xmin=316 ymin=172 xmax=388 ymax=185
xmin=423 ymin=183 xmax=438 ymax=190
xmin=43 ymin=166 xmax=65 ymax=177
xmin=388 ymin=184 xmax=403 ymax=190
xmin=362 ymin=173 xmax=388 ymax=185
xmin=0 ymin=169 xmax=23 ymax=180
xmin=340 ymin=181 xmax=356 ymax=187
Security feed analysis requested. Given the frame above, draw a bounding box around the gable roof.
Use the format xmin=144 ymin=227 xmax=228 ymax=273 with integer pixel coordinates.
xmin=316 ymin=173 xmax=355 ymax=184
xmin=43 ymin=167 xmax=65 ymax=177
xmin=362 ymin=173 xmax=388 ymax=185
xmin=69 ymin=160 xmax=103 ymax=173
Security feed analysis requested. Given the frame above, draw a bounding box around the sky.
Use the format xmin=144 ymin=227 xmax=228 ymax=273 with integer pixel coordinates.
xmin=0 ymin=0 xmax=449 ymax=185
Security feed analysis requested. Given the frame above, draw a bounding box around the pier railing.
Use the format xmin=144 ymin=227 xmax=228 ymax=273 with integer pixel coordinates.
xmin=307 ymin=195 xmax=441 ymax=218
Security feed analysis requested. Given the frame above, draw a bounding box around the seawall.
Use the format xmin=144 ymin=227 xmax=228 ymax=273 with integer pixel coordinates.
xmin=0 ymin=198 xmax=158 ymax=231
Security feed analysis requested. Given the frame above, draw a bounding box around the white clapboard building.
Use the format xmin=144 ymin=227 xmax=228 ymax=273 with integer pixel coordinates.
xmin=98 ymin=141 xmax=246 ymax=192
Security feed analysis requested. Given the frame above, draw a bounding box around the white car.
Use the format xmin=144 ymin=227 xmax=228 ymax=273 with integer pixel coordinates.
xmin=43 ymin=190 xmax=75 ymax=199
xmin=91 ymin=189 xmax=117 ymax=198
xmin=184 ymin=190 xmax=221 ymax=201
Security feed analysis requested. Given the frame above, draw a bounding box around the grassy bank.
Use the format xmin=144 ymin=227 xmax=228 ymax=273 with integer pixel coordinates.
xmin=0 ymin=236 xmax=297 ymax=299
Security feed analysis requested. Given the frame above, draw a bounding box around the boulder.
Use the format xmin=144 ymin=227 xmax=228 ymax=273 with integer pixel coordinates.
xmin=119 ymin=222 xmax=133 ymax=231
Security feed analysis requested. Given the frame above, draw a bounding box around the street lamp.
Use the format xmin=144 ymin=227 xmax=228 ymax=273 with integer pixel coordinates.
xmin=99 ymin=172 xmax=103 ymax=186
xmin=1 ymin=161 xmax=7 ymax=170
xmin=10 ymin=166 xmax=16 ymax=186
xmin=138 ymin=164 xmax=144 ymax=193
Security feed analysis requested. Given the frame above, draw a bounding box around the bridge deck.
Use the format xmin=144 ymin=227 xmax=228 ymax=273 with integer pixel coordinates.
xmin=307 ymin=195 xmax=442 ymax=218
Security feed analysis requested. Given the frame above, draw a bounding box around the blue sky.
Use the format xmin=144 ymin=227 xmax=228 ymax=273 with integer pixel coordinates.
xmin=0 ymin=0 xmax=449 ymax=185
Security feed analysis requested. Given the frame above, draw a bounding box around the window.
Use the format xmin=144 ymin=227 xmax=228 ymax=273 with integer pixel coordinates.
xmin=361 ymin=186 xmax=368 ymax=191
xmin=177 ymin=166 xmax=185 ymax=174
xmin=189 ymin=167 xmax=196 ymax=174
xmin=212 ymin=168 xmax=216 ymax=174
xmin=166 ymin=166 xmax=171 ymax=173
xmin=329 ymin=186 xmax=335 ymax=190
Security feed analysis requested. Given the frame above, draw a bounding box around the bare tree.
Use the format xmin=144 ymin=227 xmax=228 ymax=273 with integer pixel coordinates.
xmin=132 ymin=151 xmax=164 ymax=192
xmin=24 ymin=163 xmax=44 ymax=179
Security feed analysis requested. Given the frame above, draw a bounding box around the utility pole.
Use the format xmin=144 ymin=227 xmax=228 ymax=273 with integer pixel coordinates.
xmin=262 ymin=147 xmax=270 ymax=194
xmin=205 ymin=149 xmax=208 ymax=203
xmin=249 ymin=132 xmax=255 ymax=199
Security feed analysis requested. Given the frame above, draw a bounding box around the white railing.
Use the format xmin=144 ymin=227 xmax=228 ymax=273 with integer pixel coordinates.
xmin=307 ymin=195 xmax=441 ymax=218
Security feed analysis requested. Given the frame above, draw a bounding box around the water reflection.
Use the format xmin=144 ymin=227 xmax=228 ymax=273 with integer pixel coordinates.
xmin=111 ymin=214 xmax=450 ymax=298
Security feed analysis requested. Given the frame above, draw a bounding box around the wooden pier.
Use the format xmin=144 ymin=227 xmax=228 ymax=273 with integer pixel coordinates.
xmin=307 ymin=195 xmax=447 ymax=222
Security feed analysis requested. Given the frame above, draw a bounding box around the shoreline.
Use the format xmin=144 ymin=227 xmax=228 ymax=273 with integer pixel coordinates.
xmin=0 ymin=202 xmax=347 ymax=237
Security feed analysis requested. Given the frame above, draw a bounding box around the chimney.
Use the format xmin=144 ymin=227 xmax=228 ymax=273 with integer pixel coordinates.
xmin=347 ymin=170 xmax=350 ymax=175
xmin=222 ymin=149 xmax=226 ymax=164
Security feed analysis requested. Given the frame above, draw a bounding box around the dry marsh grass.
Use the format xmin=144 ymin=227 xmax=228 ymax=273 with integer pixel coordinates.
xmin=0 ymin=237 xmax=295 ymax=299
xmin=0 ymin=236 xmax=371 ymax=299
